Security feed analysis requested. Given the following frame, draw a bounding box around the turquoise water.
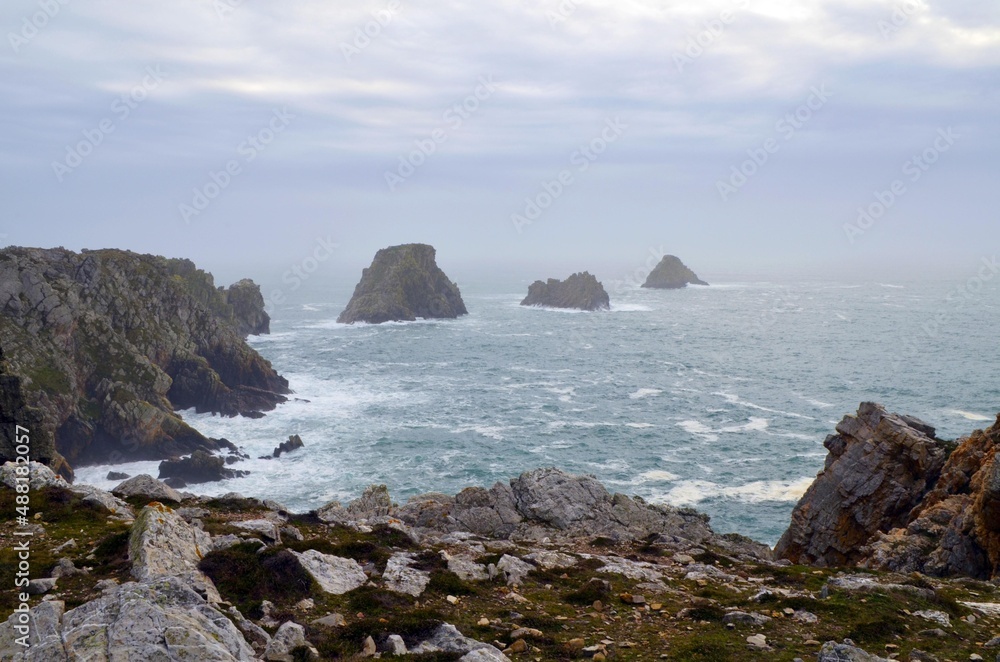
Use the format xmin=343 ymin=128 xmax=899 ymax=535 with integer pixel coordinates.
xmin=76 ymin=276 xmax=1000 ymax=545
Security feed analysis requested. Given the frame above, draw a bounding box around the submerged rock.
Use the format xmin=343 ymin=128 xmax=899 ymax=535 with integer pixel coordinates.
xmin=641 ymin=255 xmax=708 ymax=289
xmin=272 ymin=434 xmax=304 ymax=458
xmin=520 ymin=272 xmax=610 ymax=311
xmin=337 ymin=244 xmax=467 ymax=324
xmin=159 ymin=450 xmax=247 ymax=485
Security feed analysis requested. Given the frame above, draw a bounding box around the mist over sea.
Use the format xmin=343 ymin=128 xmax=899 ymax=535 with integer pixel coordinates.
xmin=77 ymin=273 xmax=999 ymax=545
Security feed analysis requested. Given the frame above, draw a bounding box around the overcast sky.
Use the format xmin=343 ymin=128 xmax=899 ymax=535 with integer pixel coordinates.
xmin=2 ymin=0 xmax=998 ymax=285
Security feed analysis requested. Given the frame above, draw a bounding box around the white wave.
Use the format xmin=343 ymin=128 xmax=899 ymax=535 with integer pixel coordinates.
xmin=302 ymin=304 xmax=320 ymax=311
xmin=720 ymin=417 xmax=769 ymax=433
xmin=877 ymin=283 xmax=905 ymax=289
xmin=611 ymin=304 xmax=652 ymax=312
xmin=638 ymin=470 xmax=679 ymax=482
xmin=450 ymin=425 xmax=506 ymax=441
xmin=948 ymin=409 xmax=992 ymax=422
xmin=677 ymin=420 xmax=719 ymax=442
xmin=661 ymin=477 xmax=814 ymax=506
xmin=625 ymin=422 xmax=654 ymax=429
xmin=795 ymin=394 xmax=834 ymax=408
xmin=714 ymin=391 xmax=814 ymax=420
xmin=519 ymin=304 xmax=592 ymax=314
xmin=629 ymin=388 xmax=662 ymax=400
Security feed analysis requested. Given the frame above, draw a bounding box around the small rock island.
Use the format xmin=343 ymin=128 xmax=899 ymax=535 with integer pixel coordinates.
xmin=641 ymin=255 xmax=709 ymax=289
xmin=520 ymin=272 xmax=610 ymax=311
xmin=337 ymin=244 xmax=468 ymax=324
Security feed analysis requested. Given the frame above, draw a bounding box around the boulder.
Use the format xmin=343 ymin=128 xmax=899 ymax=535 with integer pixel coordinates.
xmin=113 ymin=474 xmax=182 ymax=503
xmin=641 ymin=255 xmax=708 ymax=289
xmin=0 ymin=577 xmax=255 ymax=661
xmin=129 ymin=503 xmax=219 ymax=602
xmin=775 ymin=403 xmax=948 ymax=567
xmin=818 ymin=640 xmax=891 ymax=661
xmin=520 ymin=272 xmax=610 ymax=311
xmin=409 ymin=623 xmax=496 ymax=654
xmin=158 ymin=450 xmax=247 ymax=485
xmin=383 ymin=553 xmax=432 ymax=596
xmin=107 ymin=471 xmax=130 ymax=481
xmin=337 ymin=243 xmax=468 ymax=324
xmin=272 ymin=434 xmax=304 ymax=458
xmin=318 ymin=484 xmax=395 ymax=524
xmin=263 ymin=621 xmax=318 ymax=661
xmin=291 ymin=549 xmax=367 ymax=595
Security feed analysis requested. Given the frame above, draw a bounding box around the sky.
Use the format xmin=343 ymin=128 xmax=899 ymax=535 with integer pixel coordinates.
xmin=1 ymin=0 xmax=999 ymax=287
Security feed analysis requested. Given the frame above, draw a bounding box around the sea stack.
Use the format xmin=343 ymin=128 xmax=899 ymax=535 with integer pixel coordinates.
xmin=641 ymin=255 xmax=708 ymax=289
xmin=520 ymin=272 xmax=610 ymax=311
xmin=337 ymin=244 xmax=468 ymax=324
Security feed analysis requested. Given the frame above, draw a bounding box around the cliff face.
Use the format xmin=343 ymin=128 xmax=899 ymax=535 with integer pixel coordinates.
xmin=520 ymin=272 xmax=610 ymax=311
xmin=224 ymin=278 xmax=270 ymax=336
xmin=337 ymin=244 xmax=468 ymax=324
xmin=641 ymin=255 xmax=708 ymax=289
xmin=777 ymin=403 xmax=1000 ymax=580
xmin=0 ymin=247 xmax=289 ymax=472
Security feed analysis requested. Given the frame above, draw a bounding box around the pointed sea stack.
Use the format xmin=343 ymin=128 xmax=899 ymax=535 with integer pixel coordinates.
xmin=520 ymin=272 xmax=610 ymax=311
xmin=641 ymin=255 xmax=708 ymax=289
xmin=337 ymin=244 xmax=468 ymax=324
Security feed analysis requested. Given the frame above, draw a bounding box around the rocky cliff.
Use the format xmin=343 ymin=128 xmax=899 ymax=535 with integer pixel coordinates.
xmin=337 ymin=244 xmax=467 ymax=324
xmin=520 ymin=272 xmax=610 ymax=311
xmin=0 ymin=247 xmax=289 ymax=474
xmin=776 ymin=402 xmax=1000 ymax=581
xmin=224 ymin=278 xmax=270 ymax=336
xmin=641 ymin=255 xmax=708 ymax=289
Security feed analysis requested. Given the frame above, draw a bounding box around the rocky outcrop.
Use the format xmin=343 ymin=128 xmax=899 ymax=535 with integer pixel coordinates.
xmin=159 ymin=449 xmax=247 ymax=485
xmin=641 ymin=255 xmax=708 ymax=289
xmin=272 ymin=434 xmax=303 ymax=458
xmin=0 ymin=346 xmax=69 ymax=478
xmin=222 ymin=278 xmax=270 ymax=336
xmin=129 ymin=502 xmax=220 ymax=602
xmin=112 ymin=474 xmax=183 ymax=503
xmin=0 ymin=577 xmax=255 ymax=661
xmin=337 ymin=244 xmax=467 ymax=324
xmin=520 ymin=272 xmax=610 ymax=311
xmin=858 ymin=415 xmax=1000 ymax=579
xmin=775 ymin=403 xmax=948 ymax=567
xmin=0 ymin=247 xmax=289 ymax=473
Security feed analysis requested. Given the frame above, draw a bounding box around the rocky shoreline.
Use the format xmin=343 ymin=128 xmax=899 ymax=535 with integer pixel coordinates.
xmin=5 ymin=403 xmax=1000 ymax=660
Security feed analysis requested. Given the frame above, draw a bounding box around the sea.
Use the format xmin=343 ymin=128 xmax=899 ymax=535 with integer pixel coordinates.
xmin=76 ymin=273 xmax=1000 ymax=545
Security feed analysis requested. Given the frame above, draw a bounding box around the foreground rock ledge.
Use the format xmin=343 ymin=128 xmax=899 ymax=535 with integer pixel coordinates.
xmin=4 ymin=459 xmax=1000 ymax=660
xmin=337 ymin=243 xmax=468 ymax=324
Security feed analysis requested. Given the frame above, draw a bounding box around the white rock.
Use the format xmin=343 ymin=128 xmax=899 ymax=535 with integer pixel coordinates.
xmin=387 ymin=633 xmax=408 ymax=655
xmin=292 ymin=549 xmax=366 ymax=595
xmin=112 ymin=474 xmax=182 ymax=503
xmin=460 ymin=648 xmax=513 ymax=661
xmin=913 ymin=610 xmax=951 ymax=627
xmin=496 ymin=555 xmax=533 ymax=586
xmin=129 ymin=503 xmax=219 ymax=602
xmin=445 ymin=553 xmax=490 ymax=581
xmin=524 ymin=550 xmax=577 ymax=570
xmin=264 ymin=621 xmax=317 ymax=661
xmin=383 ymin=553 xmax=431 ymax=597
